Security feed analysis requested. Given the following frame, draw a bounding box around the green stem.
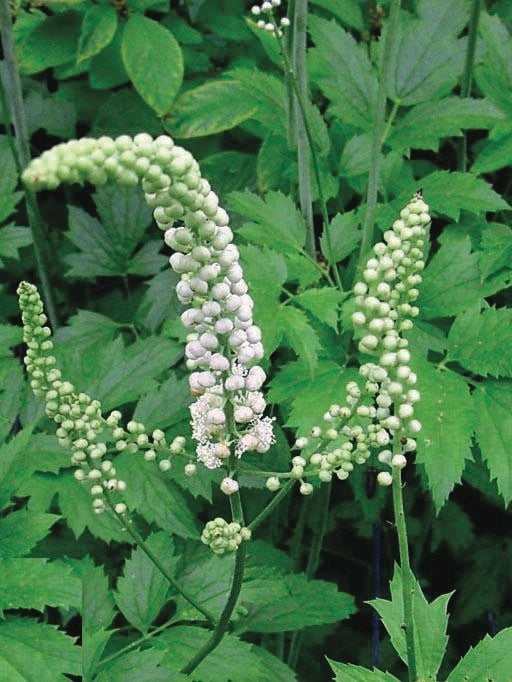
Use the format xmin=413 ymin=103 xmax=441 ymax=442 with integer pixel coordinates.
xmin=248 ymin=479 xmax=296 ymax=532
xmin=457 ymin=0 xmax=481 ymax=172
xmin=0 ymin=0 xmax=59 ymax=329
xmin=358 ymin=0 xmax=402 ymax=273
xmin=391 ymin=466 xmax=417 ymax=682
xmin=109 ymin=505 xmax=216 ymax=626
xmin=287 ymin=482 xmax=332 ymax=669
xmin=381 ymin=99 xmax=401 ymax=147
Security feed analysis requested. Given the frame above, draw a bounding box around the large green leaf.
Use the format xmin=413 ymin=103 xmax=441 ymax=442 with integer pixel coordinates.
xmin=77 ymin=5 xmax=118 ymax=63
xmin=386 ymin=0 xmax=468 ymax=105
xmin=89 ymin=24 xmax=129 ymax=90
xmin=447 ymin=305 xmax=512 ymax=377
xmin=474 ymin=13 xmax=512 ymax=116
xmin=0 ymin=618 xmax=81 ymax=681
xmin=164 ymin=80 xmax=258 ymax=137
xmin=81 ymin=559 xmax=116 ymax=679
xmin=121 ymin=15 xmax=183 ymax=115
xmin=327 ymin=660 xmax=400 ymax=682
xmin=134 ymin=375 xmax=189 ymax=432
xmin=478 ymin=222 xmax=512 ymax=278
xmin=446 ymin=627 xmax=512 ymax=681
xmin=473 ymin=381 xmax=512 ymax=506
xmin=308 ymin=15 xmax=377 ymax=129
xmin=0 ymin=510 xmax=59 ymax=558
xmin=95 ymin=648 xmax=173 ymax=682
xmin=17 ymin=11 xmax=82 ymax=74
xmin=413 ymin=356 xmax=475 ymax=510
xmin=369 ymin=565 xmax=451 ymax=679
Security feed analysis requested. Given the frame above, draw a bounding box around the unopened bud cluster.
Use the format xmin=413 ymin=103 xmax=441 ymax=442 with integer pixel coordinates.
xmin=251 ymin=0 xmax=290 ymax=37
xmin=267 ymin=193 xmax=430 ymax=494
xmin=201 ymin=517 xmax=251 ymax=554
xmin=22 ymin=134 xmax=275 ymax=472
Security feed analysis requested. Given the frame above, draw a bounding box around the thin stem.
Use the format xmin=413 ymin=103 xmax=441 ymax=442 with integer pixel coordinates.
xmin=108 ymin=505 xmax=216 ymax=626
xmin=457 ymin=0 xmax=481 ymax=172
xmin=391 ymin=466 xmax=417 ymax=682
xmin=358 ymin=0 xmax=402 ymax=273
xmin=371 ymin=522 xmax=382 ymax=668
xmin=248 ymin=479 xmax=296 ymax=532
xmin=0 ymin=0 xmax=59 ymax=328
xmin=288 ymin=482 xmax=332 ymax=669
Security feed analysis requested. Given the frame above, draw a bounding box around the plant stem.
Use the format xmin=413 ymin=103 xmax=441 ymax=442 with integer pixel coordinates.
xmin=109 ymin=505 xmax=216 ymax=626
xmin=287 ymin=482 xmax=332 ymax=669
xmin=391 ymin=466 xmax=417 ymax=682
xmin=457 ymin=0 xmax=481 ymax=172
xmin=358 ymin=0 xmax=402 ymax=273
xmin=180 ymin=487 xmax=248 ymax=675
xmin=248 ymin=479 xmax=296 ymax=532
xmin=371 ymin=522 xmax=382 ymax=668
xmin=0 ymin=0 xmax=59 ymax=328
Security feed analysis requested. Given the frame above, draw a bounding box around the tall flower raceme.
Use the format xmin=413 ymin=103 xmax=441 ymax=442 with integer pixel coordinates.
xmin=265 ymin=192 xmax=431 ymax=495
xmin=21 ymin=134 xmax=274 ymax=496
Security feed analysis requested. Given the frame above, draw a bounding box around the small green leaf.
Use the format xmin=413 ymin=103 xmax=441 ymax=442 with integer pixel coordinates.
xmin=327 ymin=660 xmax=400 ymax=682
xmin=446 ymin=627 xmax=512 ymax=682
xmin=320 ymin=210 xmax=362 ymax=264
xmin=164 ymin=80 xmax=258 ymax=138
xmin=369 ymin=564 xmax=451 ymax=679
xmin=17 ymin=11 xmax=82 ymax=74
xmin=0 ymin=510 xmax=59 ymax=558
xmin=115 ymin=532 xmax=177 ymax=633
xmin=447 ymin=305 xmax=512 ymax=377
xmin=122 ymin=15 xmax=183 ymax=115
xmin=0 ymin=618 xmax=81 ymax=681
xmin=294 ymin=288 xmax=346 ymax=332
xmin=413 ymin=356 xmax=475 ymax=510
xmin=0 ymin=225 xmax=32 ymax=264
xmin=473 ymin=381 xmax=512 ymax=506
xmin=472 ymin=127 xmax=512 ymax=173
xmin=77 ymin=5 xmax=117 ymax=63
xmin=281 ymin=306 xmax=321 ymax=376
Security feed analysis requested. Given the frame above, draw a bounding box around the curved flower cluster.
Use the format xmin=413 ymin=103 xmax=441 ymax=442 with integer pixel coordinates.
xmin=266 ymin=193 xmax=430 ymax=493
xmin=251 ymin=0 xmax=290 ymax=36
xmin=22 ymin=134 xmax=275 ymax=470
xmin=201 ymin=517 xmax=251 ymax=555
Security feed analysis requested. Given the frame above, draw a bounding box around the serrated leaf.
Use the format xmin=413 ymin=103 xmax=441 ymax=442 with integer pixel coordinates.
xmin=308 ymin=15 xmax=377 ymax=129
xmin=473 ymin=381 xmax=512 ymax=505
xmin=327 ymin=660 xmax=400 ymax=682
xmin=446 ymin=627 xmax=512 ymax=681
xmin=0 ymin=225 xmax=31 ymax=264
xmin=0 ymin=136 xmax=21 ymax=222
xmin=17 ymin=11 xmax=82 ymax=74
xmin=0 ymin=558 xmax=81 ymax=611
xmin=413 ymin=356 xmax=475 ymax=510
xmin=474 ymin=13 xmax=512 ymax=116
xmin=136 ymin=268 xmax=181 ymax=333
xmin=419 ymin=227 xmax=512 ymax=318
xmin=339 ymin=132 xmax=372 ymax=180
xmin=236 ymin=572 xmax=356 ymax=633
xmin=420 ymin=171 xmax=509 ymax=220
xmin=388 ymin=97 xmax=504 ymax=151
xmin=134 ymin=374 xmax=189 ymax=432
xmin=96 ymin=648 xmax=172 ymax=682
xmin=122 ymin=15 xmax=183 ymax=115
xmin=281 ymin=306 xmax=321 ymax=376
xmin=472 ymin=127 xmax=512 ymax=173
xmin=310 ymin=0 xmax=364 ymax=30
xmin=0 ymin=358 xmax=24 ymax=442
xmin=320 ymin=209 xmax=361 ymax=264
xmin=77 ymin=5 xmax=117 ymax=63
xmin=0 ymin=510 xmax=59 ymax=558
xmin=201 ymin=151 xmax=256 ymax=196
xmin=447 ymin=305 xmax=512 ymax=377
xmin=0 ymin=427 xmax=37 ymax=510
xmin=0 ymin=618 xmax=80 ymax=681
xmin=478 ymin=221 xmax=512 ymax=278
xmin=386 ymin=0 xmax=468 ymax=105
xmin=81 ymin=559 xmax=116 ymax=678
xmin=369 ymin=564 xmax=451 ymax=679
xmin=115 ymin=532 xmax=177 ymax=633
xmin=24 ymin=89 xmax=77 ymax=139
xmin=294 ymin=287 xmax=345 ymax=332
xmin=164 ymin=80 xmax=258 ymax=138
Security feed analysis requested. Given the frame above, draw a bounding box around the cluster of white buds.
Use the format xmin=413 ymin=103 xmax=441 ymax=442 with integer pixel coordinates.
xmin=22 ymin=134 xmax=275 ymax=472
xmin=265 ymin=192 xmax=430 ymax=494
xmin=201 ymin=517 xmax=251 ymax=555
xmin=251 ymin=0 xmax=290 ymax=37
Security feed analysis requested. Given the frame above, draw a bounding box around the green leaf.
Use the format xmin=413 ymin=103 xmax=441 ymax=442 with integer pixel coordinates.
xmin=164 ymin=80 xmax=258 ymax=138
xmin=420 ymin=171 xmax=509 ymax=220
xmin=17 ymin=11 xmax=82 ymax=74
xmin=115 ymin=532 xmax=177 ymax=633
xmin=0 ymin=427 xmax=37 ymax=510
xmin=474 ymin=13 xmax=512 ymax=116
xmin=0 ymin=225 xmax=32 ymax=265
xmin=236 ymin=572 xmax=356 ymax=633
xmin=77 ymin=5 xmax=118 ymax=63
xmin=320 ymin=210 xmax=362 ymax=264
xmin=134 ymin=374 xmax=189 ymax=432
xmin=96 ymin=648 xmax=172 ymax=682
xmin=419 ymin=227 xmax=512 ymax=318
xmin=472 ymin=127 xmax=512 ymax=173
xmin=446 ymin=627 xmax=512 ymax=682
xmin=430 ymin=501 xmax=474 ymax=554
xmin=136 ymin=268 xmax=181 ymax=333
xmin=308 ymin=15 xmax=377 ymax=129
xmin=309 ymin=0 xmax=365 ymax=30
xmin=447 ymin=305 xmax=512 ymax=377
xmin=0 ymin=618 xmax=81 ymax=681
xmin=0 ymin=510 xmax=59 ymax=558
xmin=0 ymin=136 xmax=21 ymax=223
xmin=473 ymin=381 xmax=512 ymax=506
xmin=25 ymin=89 xmax=77 ymax=139
xmin=478 ymin=222 xmax=512 ymax=278
xmin=0 ymin=357 xmax=24 ymax=442
xmin=89 ymin=24 xmax=129 ymax=90
xmin=92 ymin=87 xmax=162 ymax=138
xmin=386 ymin=0 xmax=468 ymax=105
xmin=0 ymin=558 xmax=81 ymax=611
xmin=339 ymin=132 xmax=372 ymax=180
xmin=115 ymin=453 xmax=199 ymax=539
xmin=54 ymin=309 xmax=120 ymax=354
xmin=294 ymin=287 xmax=346 ymax=332
xmin=200 ymin=151 xmax=256 ymax=196
xmin=327 ymin=660 xmax=400 ymax=682
xmin=388 ymin=97 xmax=504 ymax=151
xmin=412 ymin=357 xmax=475 ymax=510
xmin=281 ymin=306 xmax=321 ymax=376
xmin=369 ymin=564 xmax=451 ymax=679
xmin=122 ymin=15 xmax=183 ymax=115
xmin=81 ymin=559 xmax=116 ymax=678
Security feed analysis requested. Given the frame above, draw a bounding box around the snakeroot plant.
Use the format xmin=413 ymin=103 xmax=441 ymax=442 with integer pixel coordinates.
xmin=2 ymin=0 xmax=512 ymax=680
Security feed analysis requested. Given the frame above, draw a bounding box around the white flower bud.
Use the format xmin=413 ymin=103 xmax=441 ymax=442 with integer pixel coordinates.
xmin=220 ymin=477 xmax=239 ymax=495
xmin=391 ymin=454 xmax=407 ymax=469
xmin=266 ymin=476 xmax=281 ymax=491
xmin=377 ymin=471 xmax=393 ymax=487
